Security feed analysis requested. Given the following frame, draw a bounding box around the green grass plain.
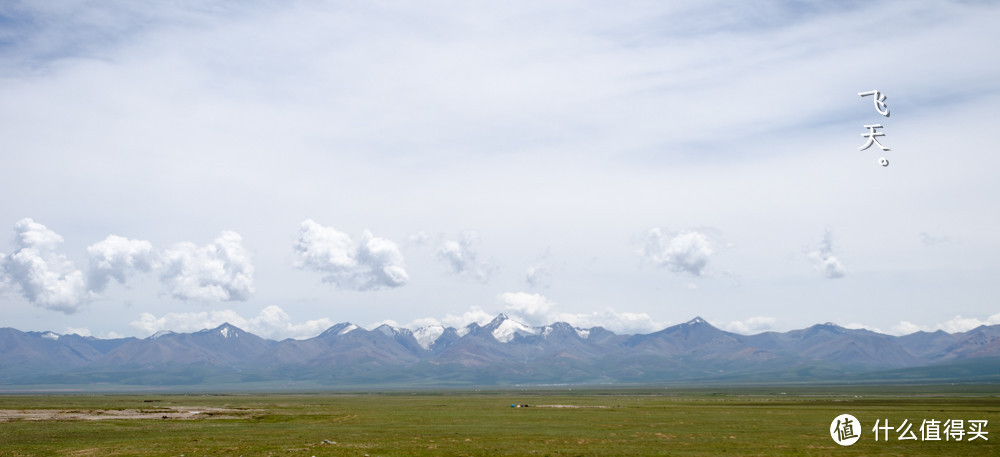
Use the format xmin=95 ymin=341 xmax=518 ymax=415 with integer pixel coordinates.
xmin=1 ymin=385 xmax=998 ymax=456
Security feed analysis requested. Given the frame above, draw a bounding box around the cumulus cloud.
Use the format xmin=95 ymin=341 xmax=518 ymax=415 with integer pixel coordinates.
xmin=440 ymin=306 xmax=495 ymax=328
xmin=436 ymin=231 xmax=496 ymax=283
xmin=0 ymin=219 xmax=256 ymax=311
xmin=86 ymin=235 xmax=156 ymax=292
xmin=719 ymin=316 xmax=777 ymax=335
xmin=131 ymin=305 xmax=334 ymax=340
xmin=498 ymin=292 xmax=556 ymax=326
xmin=806 ymin=229 xmax=845 ymax=279
xmin=552 ymin=308 xmax=667 ymax=334
xmin=890 ymin=313 xmax=1000 ymax=335
xmin=641 ymin=228 xmax=714 ymax=276
xmin=423 ymin=293 xmax=667 ymax=335
xmin=160 ymin=230 xmax=254 ymax=301
xmin=843 ymin=312 xmax=1000 ymax=336
xmin=0 ymin=218 xmax=88 ymax=313
xmin=293 ymin=219 xmax=408 ymax=291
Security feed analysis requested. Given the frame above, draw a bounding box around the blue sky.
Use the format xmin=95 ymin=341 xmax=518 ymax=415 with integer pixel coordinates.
xmin=1 ymin=0 xmax=998 ymax=339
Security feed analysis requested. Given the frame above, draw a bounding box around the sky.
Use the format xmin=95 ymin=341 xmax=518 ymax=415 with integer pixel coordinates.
xmin=1 ymin=0 xmax=999 ymax=340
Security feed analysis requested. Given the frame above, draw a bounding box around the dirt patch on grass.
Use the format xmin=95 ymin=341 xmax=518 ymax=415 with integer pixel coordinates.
xmin=0 ymin=406 xmax=251 ymax=421
xmin=532 ymin=404 xmax=611 ymax=408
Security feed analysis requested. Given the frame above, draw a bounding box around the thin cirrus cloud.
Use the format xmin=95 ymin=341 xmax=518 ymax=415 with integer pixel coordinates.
xmin=293 ymin=219 xmax=408 ymax=291
xmin=806 ymin=229 xmax=846 ymax=279
xmin=0 ymin=218 xmax=254 ymax=313
xmin=524 ymin=252 xmax=553 ymax=289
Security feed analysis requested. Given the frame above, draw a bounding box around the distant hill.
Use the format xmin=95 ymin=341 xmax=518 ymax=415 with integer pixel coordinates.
xmin=3 ymin=316 xmax=1000 ymax=387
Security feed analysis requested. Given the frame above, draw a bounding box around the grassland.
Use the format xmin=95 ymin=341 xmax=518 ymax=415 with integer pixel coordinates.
xmin=0 ymin=385 xmax=998 ymax=456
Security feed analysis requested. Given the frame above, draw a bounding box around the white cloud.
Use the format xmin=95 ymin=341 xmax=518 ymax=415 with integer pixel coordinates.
xmin=889 ymin=321 xmax=924 ymax=335
xmin=294 ymin=220 xmax=408 ymax=291
xmin=913 ymin=314 xmax=1000 ymax=334
xmin=807 ymin=229 xmax=845 ymax=279
xmin=405 ymin=317 xmax=443 ymax=329
xmin=524 ymin=261 xmax=552 ymax=288
xmin=0 ymin=218 xmax=88 ymax=313
xmin=3 ymin=1 xmax=999 ymax=336
xmin=63 ymin=326 xmax=92 ymax=337
xmin=430 ymin=292 xmax=667 ymax=335
xmin=436 ymin=231 xmax=496 ymax=283
xmin=86 ymin=235 xmax=156 ymax=292
xmin=440 ymin=306 xmax=495 ymax=328
xmin=130 ymin=305 xmax=334 ymax=340
xmin=498 ymin=292 xmax=556 ymax=326
xmin=720 ymin=316 xmax=778 ymax=335
xmin=552 ymin=308 xmax=667 ymax=335
xmin=1 ymin=219 xmax=256 ymax=310
xmin=160 ymin=231 xmax=254 ymax=301
xmin=846 ymin=313 xmax=1000 ymax=336
xmin=368 ymin=319 xmax=401 ymax=329
xmin=641 ymin=228 xmax=714 ymax=277
xmin=843 ymin=322 xmax=885 ymax=333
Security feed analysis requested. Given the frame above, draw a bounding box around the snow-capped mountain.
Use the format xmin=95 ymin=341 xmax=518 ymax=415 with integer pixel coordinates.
xmin=3 ymin=315 xmax=1000 ymax=387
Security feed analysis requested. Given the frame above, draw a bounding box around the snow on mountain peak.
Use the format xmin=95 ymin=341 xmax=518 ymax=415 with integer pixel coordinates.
xmin=413 ymin=325 xmax=445 ymax=350
xmin=492 ymin=318 xmax=538 ymax=343
xmin=41 ymin=331 xmax=59 ymax=340
xmin=541 ymin=323 xmax=590 ymax=339
xmin=339 ymin=324 xmax=359 ymax=335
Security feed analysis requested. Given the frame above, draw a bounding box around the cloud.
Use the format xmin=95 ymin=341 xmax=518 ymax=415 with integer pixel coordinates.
xmin=524 ymin=261 xmax=552 ymax=289
xmin=293 ymin=220 xmax=408 ymax=291
xmin=889 ymin=313 xmax=1000 ymax=335
xmin=62 ymin=326 xmax=92 ymax=337
xmin=440 ymin=306 xmax=495 ymax=328
xmin=0 ymin=218 xmax=88 ymax=313
xmin=498 ymin=292 xmax=556 ymax=326
xmin=719 ymin=316 xmax=777 ymax=335
xmin=1 ymin=219 xmax=255 ymax=310
xmin=86 ymin=235 xmax=157 ymax=292
xmin=428 ymin=292 xmax=667 ymax=335
xmin=919 ymin=232 xmax=954 ymax=246
xmin=160 ymin=231 xmax=254 ymax=301
xmin=844 ymin=313 xmax=1000 ymax=336
xmin=131 ymin=305 xmax=334 ymax=340
xmin=436 ymin=231 xmax=496 ymax=282
xmin=641 ymin=228 xmax=714 ymax=276
xmin=552 ymin=308 xmax=667 ymax=335
xmin=806 ymin=229 xmax=845 ymax=279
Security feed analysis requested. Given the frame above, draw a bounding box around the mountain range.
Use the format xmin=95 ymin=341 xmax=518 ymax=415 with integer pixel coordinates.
xmin=3 ymin=315 xmax=1000 ymax=388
